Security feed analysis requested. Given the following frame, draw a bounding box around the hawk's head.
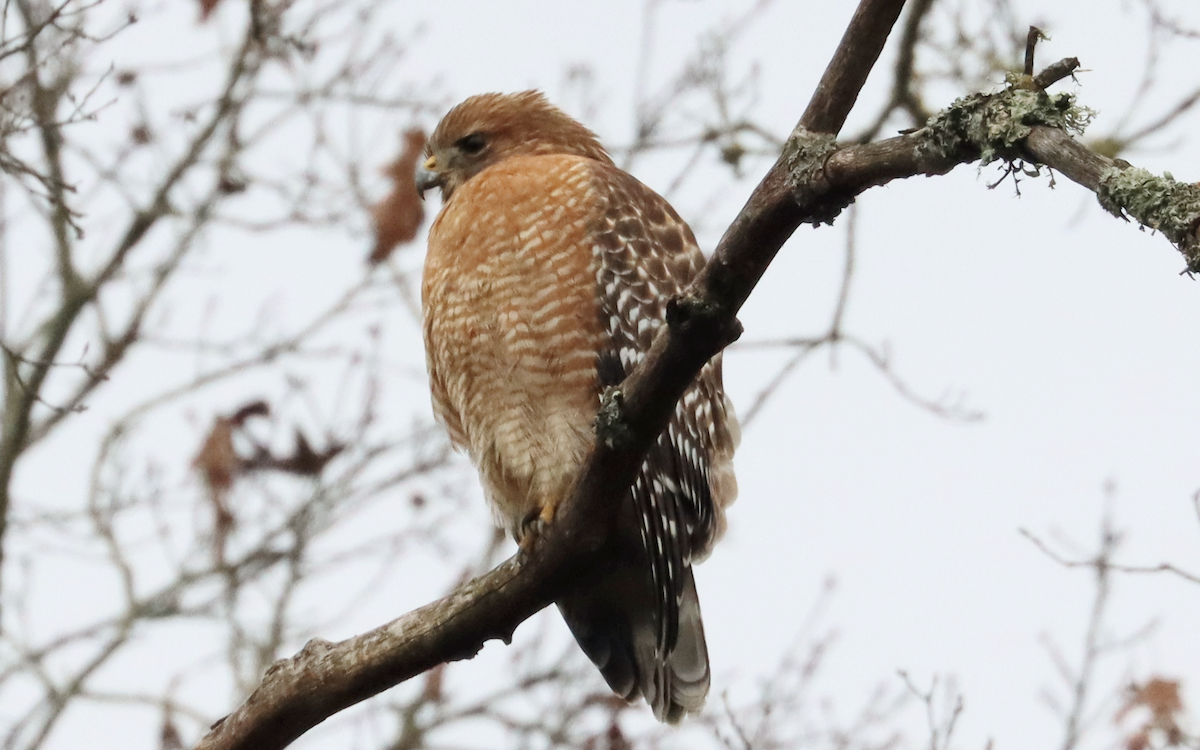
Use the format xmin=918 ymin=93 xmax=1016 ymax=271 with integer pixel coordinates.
xmin=416 ymin=90 xmax=613 ymax=201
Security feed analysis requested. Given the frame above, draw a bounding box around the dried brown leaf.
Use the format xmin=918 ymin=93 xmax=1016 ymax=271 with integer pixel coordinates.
xmin=1126 ymin=728 xmax=1150 ymax=750
xmin=229 ymin=400 xmax=270 ymax=426
xmin=193 ymin=417 xmax=239 ymax=493
xmin=241 ymin=429 xmax=343 ymax=476
xmin=1118 ymin=678 xmax=1184 ymax=724
xmin=193 ymin=401 xmax=271 ymax=563
xmin=197 ymin=0 xmax=221 ymax=22
xmin=368 ymin=128 xmax=427 ymax=264
xmin=1117 ymin=677 xmax=1187 ymax=749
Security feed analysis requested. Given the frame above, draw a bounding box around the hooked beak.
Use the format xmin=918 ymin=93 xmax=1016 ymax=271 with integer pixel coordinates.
xmin=415 ymin=156 xmax=444 ymax=200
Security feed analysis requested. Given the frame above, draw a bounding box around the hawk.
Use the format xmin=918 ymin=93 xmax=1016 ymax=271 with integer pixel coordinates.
xmin=417 ymin=91 xmax=738 ymax=723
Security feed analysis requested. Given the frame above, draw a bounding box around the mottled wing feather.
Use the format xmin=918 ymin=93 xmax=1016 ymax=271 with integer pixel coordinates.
xmin=589 ymin=164 xmax=737 ymax=653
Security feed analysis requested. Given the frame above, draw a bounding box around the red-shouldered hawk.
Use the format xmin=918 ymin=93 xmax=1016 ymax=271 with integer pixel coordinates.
xmin=417 ymin=91 xmax=738 ymax=723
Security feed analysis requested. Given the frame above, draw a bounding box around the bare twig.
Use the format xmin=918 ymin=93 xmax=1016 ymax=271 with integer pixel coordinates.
xmin=1060 ymin=522 xmax=1115 ymax=750
xmin=1022 ymin=513 xmax=1146 ymax=750
xmin=1024 ymin=26 xmax=1046 ymax=77
xmin=897 ymin=671 xmax=964 ymax=750
xmin=1021 ymin=527 xmax=1200 ymax=586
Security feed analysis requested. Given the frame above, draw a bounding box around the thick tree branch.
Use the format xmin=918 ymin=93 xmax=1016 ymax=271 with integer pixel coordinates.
xmin=854 ymin=0 xmax=937 ymax=142
xmin=801 ymin=0 xmax=909 ymax=134
xmin=818 ymin=67 xmax=1200 ymax=270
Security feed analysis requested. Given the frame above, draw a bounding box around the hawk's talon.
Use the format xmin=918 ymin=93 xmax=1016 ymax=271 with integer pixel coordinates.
xmin=516 ymin=503 xmax=558 ymax=552
xmin=517 ymin=509 xmax=543 ymax=551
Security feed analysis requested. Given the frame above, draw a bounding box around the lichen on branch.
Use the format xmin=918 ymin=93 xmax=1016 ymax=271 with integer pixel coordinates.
xmin=782 ymin=74 xmax=1097 ymax=227
xmin=921 ymin=86 xmax=1093 ymax=166
xmin=595 ymin=387 xmax=633 ymax=450
xmin=781 ymin=128 xmax=845 ymax=224
xmin=1097 ymin=166 xmax=1200 ymax=272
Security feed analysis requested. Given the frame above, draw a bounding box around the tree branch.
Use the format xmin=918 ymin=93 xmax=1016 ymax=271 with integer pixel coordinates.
xmin=800 ymin=0 xmax=908 ymax=135
xmin=853 ymin=0 xmax=937 ymax=142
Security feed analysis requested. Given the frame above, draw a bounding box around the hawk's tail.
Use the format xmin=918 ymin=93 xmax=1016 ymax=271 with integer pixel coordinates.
xmin=557 ymin=564 xmax=710 ymax=723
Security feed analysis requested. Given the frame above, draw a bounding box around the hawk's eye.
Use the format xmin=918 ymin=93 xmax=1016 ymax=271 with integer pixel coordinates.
xmin=456 ymin=133 xmax=487 ymax=155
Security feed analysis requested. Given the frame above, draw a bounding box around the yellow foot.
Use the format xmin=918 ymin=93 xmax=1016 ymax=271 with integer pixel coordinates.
xmin=517 ymin=502 xmax=557 ymax=552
